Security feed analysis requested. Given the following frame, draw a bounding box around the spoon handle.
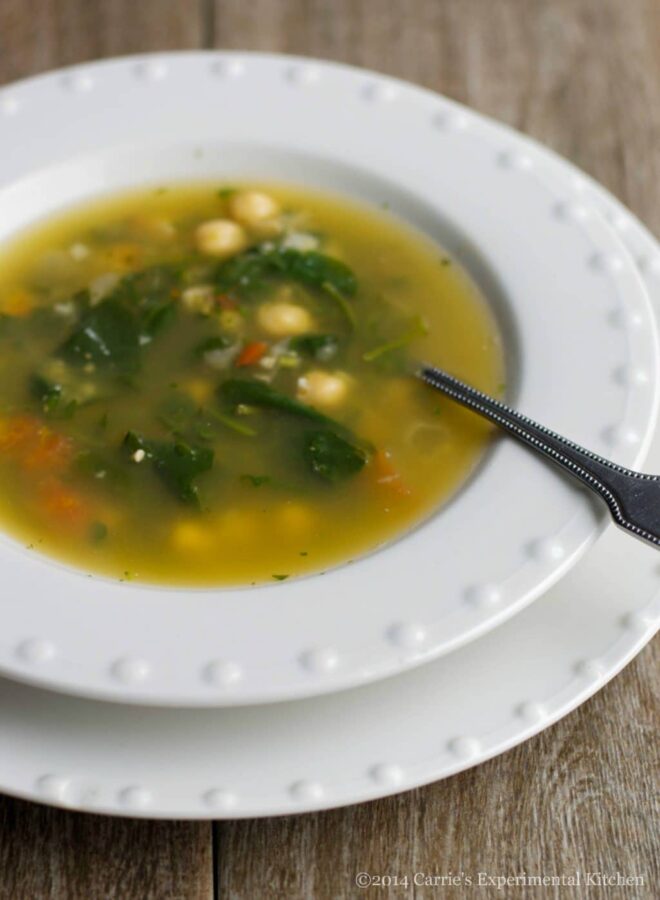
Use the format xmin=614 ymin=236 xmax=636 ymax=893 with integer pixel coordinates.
xmin=419 ymin=364 xmax=660 ymax=549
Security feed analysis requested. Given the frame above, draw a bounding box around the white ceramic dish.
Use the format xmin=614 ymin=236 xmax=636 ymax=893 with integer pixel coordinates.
xmin=0 ymin=52 xmax=658 ymax=707
xmin=0 ymin=156 xmax=657 ymax=820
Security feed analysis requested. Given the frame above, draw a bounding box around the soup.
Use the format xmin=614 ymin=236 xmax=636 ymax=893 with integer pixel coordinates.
xmin=0 ymin=183 xmax=503 ymax=585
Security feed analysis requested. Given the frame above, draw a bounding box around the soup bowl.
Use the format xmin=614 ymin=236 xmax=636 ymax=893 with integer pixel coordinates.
xmin=0 ymin=52 xmax=656 ymax=705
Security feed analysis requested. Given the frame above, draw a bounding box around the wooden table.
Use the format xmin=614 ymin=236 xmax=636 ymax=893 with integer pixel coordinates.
xmin=0 ymin=1 xmax=658 ymax=896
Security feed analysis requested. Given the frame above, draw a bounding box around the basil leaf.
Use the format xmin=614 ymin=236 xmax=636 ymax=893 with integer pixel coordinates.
xmin=219 ymin=378 xmax=331 ymax=424
xmin=123 ymin=431 xmax=213 ymax=506
xmin=303 ymin=430 xmax=366 ymax=482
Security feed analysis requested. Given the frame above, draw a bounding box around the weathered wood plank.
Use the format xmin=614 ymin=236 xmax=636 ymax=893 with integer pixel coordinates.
xmin=0 ymin=3 xmax=212 ymax=900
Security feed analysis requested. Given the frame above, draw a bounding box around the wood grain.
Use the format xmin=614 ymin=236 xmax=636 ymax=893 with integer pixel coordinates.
xmin=0 ymin=1 xmax=658 ymax=898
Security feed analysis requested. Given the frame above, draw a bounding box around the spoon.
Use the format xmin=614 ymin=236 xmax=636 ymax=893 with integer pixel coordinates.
xmin=419 ymin=364 xmax=660 ymax=549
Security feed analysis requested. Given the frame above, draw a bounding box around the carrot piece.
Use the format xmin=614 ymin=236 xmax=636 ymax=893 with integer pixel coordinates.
xmin=216 ymin=293 xmax=238 ymax=310
xmin=235 ymin=341 xmax=269 ymax=367
xmin=1 ymin=288 xmax=34 ymax=317
xmin=22 ymin=429 xmax=73 ymax=472
xmin=0 ymin=415 xmax=41 ymax=453
xmin=372 ymin=449 xmax=411 ymax=497
xmin=37 ymin=477 xmax=88 ymax=528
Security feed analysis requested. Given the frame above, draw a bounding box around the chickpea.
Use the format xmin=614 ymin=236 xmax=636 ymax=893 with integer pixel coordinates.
xmin=257 ymin=302 xmax=314 ymax=336
xmin=171 ymin=520 xmax=213 ymax=553
xmin=195 ymin=219 xmax=247 ymax=257
xmin=229 ymin=190 xmax=280 ymax=228
xmin=297 ymin=370 xmax=350 ymax=408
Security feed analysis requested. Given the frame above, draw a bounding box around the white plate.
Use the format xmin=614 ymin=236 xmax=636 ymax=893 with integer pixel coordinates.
xmin=0 ymin=172 xmax=657 ymax=818
xmin=0 ymin=53 xmax=658 ymax=707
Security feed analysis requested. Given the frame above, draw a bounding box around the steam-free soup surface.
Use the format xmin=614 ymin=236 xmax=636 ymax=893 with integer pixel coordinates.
xmin=0 ymin=183 xmax=503 ymax=585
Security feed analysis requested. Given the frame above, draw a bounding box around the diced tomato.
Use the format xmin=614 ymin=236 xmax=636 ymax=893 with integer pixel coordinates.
xmin=0 ymin=415 xmax=41 ymax=453
xmin=23 ymin=429 xmax=73 ymax=472
xmin=235 ymin=341 xmax=269 ymax=367
xmin=372 ymin=449 xmax=411 ymax=497
xmin=216 ymin=293 xmax=238 ymax=310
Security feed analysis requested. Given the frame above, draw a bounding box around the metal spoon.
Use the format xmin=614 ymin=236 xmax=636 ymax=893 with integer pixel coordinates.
xmin=419 ymin=364 xmax=660 ymax=549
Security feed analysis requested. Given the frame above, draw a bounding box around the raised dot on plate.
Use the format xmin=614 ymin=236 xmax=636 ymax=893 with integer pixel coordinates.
xmin=286 ymin=65 xmax=320 ymax=85
xmin=0 ymin=93 xmax=20 ymax=115
xmin=527 ymin=538 xmax=565 ymax=562
xmin=620 ymin=610 xmax=652 ymax=632
xmin=637 ymin=255 xmax=660 ymax=277
xmin=203 ymin=788 xmax=237 ymax=810
xmin=497 ymin=150 xmax=533 ymax=170
xmin=135 ymin=60 xmax=168 ymax=81
xmin=515 ymin=701 xmax=546 ymax=723
xmin=369 ymin=763 xmax=403 ymax=786
xmin=203 ymin=659 xmax=242 ymax=687
xmin=118 ymin=786 xmax=151 ymax=808
xmin=16 ymin=638 xmax=55 ymax=664
xmin=463 ymin=584 xmax=501 ymax=609
xmin=289 ymin=779 xmax=324 ymax=802
xmin=299 ymin=646 xmax=339 ymax=674
xmin=554 ymin=201 xmax=590 ymax=222
xmin=37 ymin=774 xmax=69 ymax=801
xmin=613 ymin=365 xmax=648 ymax=387
xmin=606 ymin=210 xmax=631 ymax=232
xmin=607 ymin=307 xmax=643 ymax=330
xmin=590 ymin=252 xmax=624 ymax=273
xmin=62 ymin=72 xmax=94 ymax=93
xmin=574 ymin=659 xmax=605 ymax=680
xmin=432 ymin=110 xmax=469 ymax=131
xmin=601 ymin=425 xmax=640 ymax=448
xmin=210 ymin=59 xmax=245 ymax=79
xmin=447 ymin=737 xmax=480 ymax=759
xmin=386 ymin=621 xmax=426 ymax=650
xmin=111 ymin=657 xmax=150 ymax=684
xmin=362 ymin=82 xmax=398 ymax=102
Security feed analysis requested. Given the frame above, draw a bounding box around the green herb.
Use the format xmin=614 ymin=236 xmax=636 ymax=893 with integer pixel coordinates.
xmin=219 ymin=378 xmax=331 ymax=425
xmin=240 ymin=474 xmax=271 ymax=487
xmin=288 ymin=334 xmax=339 ymax=360
xmin=272 ymin=574 xmax=289 ymax=581
xmin=303 ymin=430 xmax=367 ymax=482
xmin=217 ymin=187 xmax=236 ymax=199
xmin=30 ymin=374 xmax=78 ymax=418
xmin=59 ymin=299 xmax=141 ymax=374
xmin=214 ymin=247 xmax=357 ymax=308
xmin=123 ymin=431 xmax=213 ymax=506
xmin=299 ymin=551 xmax=308 ymax=556
xmin=440 ymin=258 xmax=451 ymax=266
xmin=362 ymin=315 xmax=428 ymax=362
xmin=321 ymin=280 xmax=356 ymax=329
xmin=89 ymin=521 xmax=108 ymax=544
xmin=203 ymin=407 xmax=257 ymax=437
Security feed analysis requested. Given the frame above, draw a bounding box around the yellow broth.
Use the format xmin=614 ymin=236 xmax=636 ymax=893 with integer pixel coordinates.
xmin=0 ymin=183 xmax=504 ymax=585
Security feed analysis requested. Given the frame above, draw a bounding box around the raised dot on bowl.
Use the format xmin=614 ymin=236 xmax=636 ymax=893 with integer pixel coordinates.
xmin=620 ymin=611 xmax=652 ymax=632
xmin=463 ymin=584 xmax=501 ymax=609
xmin=498 ymin=150 xmax=533 ymax=170
xmin=386 ymin=621 xmax=426 ymax=650
xmin=554 ymin=201 xmax=590 ymax=222
xmin=613 ymin=365 xmax=648 ymax=388
xmin=298 ymin=647 xmax=339 ymax=674
xmin=203 ymin=659 xmax=242 ymax=687
xmin=637 ymin=255 xmax=660 ymax=277
xmin=111 ymin=657 xmax=150 ymax=684
xmin=601 ymin=425 xmax=640 ymax=448
xmin=590 ymin=252 xmax=624 ymax=273
xmin=362 ymin=82 xmax=399 ymax=102
xmin=62 ymin=72 xmax=94 ymax=93
xmin=16 ymin=638 xmax=56 ymax=664
xmin=432 ymin=110 xmax=469 ymax=131
xmin=527 ymin=538 xmax=565 ymax=562
xmin=135 ymin=60 xmax=168 ymax=82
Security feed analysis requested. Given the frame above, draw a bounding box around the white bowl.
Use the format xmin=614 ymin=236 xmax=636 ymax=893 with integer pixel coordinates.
xmin=0 ymin=52 xmax=657 ymax=706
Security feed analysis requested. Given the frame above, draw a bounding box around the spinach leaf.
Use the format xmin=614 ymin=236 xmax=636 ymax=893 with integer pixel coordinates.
xmin=289 ymin=334 xmax=339 ymax=361
xmin=59 ymin=299 xmax=141 ymax=374
xmin=214 ymin=247 xmax=357 ymax=301
xmin=219 ymin=378 xmax=331 ymax=425
xmin=123 ymin=431 xmax=213 ymax=506
xmin=193 ymin=335 xmax=233 ymax=358
xmin=29 ymin=375 xmax=78 ymax=418
xmin=275 ymin=249 xmax=357 ymax=297
xmin=303 ymin=430 xmax=366 ymax=482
